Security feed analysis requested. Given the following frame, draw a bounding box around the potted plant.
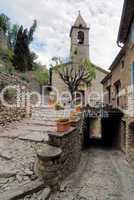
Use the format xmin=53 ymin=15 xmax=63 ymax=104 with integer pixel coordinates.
xmin=55 ymin=102 xmax=64 ymax=110
xmin=70 ymin=111 xmax=77 ymax=120
xmin=70 ymin=111 xmax=81 ymax=127
xmin=57 ymin=118 xmax=70 ymax=132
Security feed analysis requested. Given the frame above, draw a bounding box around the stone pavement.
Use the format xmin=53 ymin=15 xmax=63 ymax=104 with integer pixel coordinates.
xmin=0 ymin=107 xmax=72 ymax=199
xmin=50 ymin=148 xmax=134 ymax=200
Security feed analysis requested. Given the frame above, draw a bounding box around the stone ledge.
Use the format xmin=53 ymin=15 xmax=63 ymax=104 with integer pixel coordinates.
xmin=37 ymin=144 xmax=62 ymax=161
xmin=48 ymin=127 xmax=77 ymax=138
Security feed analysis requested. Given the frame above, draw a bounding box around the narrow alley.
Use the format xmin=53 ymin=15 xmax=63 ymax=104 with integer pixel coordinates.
xmin=50 ymin=148 xmax=134 ymax=200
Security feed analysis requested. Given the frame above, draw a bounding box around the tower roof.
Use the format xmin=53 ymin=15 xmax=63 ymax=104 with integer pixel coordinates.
xmin=74 ymin=11 xmax=87 ymax=28
xmin=70 ymin=11 xmax=89 ymax=37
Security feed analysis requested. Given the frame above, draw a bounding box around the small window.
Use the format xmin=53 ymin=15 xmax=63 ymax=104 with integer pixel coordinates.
xmin=121 ymin=60 xmax=124 ymax=69
xmin=78 ymin=31 xmax=84 ymax=44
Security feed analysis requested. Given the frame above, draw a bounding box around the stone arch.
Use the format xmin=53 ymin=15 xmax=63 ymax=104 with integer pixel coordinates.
xmin=78 ymin=31 xmax=84 ymax=44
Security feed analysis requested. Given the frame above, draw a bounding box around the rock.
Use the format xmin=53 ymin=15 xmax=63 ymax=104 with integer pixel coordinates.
xmin=0 ymin=169 xmax=17 ymax=178
xmin=24 ymin=169 xmax=33 ymax=176
xmin=0 ymin=179 xmax=45 ymax=200
xmin=30 ymin=174 xmax=38 ymax=181
xmin=40 ymin=187 xmax=51 ymax=200
xmin=0 ymin=150 xmax=13 ymax=160
xmin=16 ymin=174 xmax=23 ymax=183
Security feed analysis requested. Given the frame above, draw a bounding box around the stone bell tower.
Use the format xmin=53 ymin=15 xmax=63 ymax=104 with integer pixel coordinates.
xmin=70 ymin=11 xmax=90 ymax=64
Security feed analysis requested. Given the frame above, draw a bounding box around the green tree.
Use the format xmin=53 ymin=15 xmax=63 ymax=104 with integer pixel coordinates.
xmin=34 ymin=67 xmax=49 ymax=92
xmin=13 ymin=26 xmax=28 ymax=71
xmin=13 ymin=20 xmax=37 ymax=71
xmin=0 ymin=13 xmax=10 ymax=33
xmin=28 ymin=20 xmax=37 ymax=44
xmin=34 ymin=67 xmax=49 ymax=86
xmin=8 ymin=24 xmax=19 ymax=49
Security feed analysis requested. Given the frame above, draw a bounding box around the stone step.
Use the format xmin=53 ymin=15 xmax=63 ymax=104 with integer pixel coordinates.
xmin=32 ymin=113 xmax=69 ymax=117
xmin=26 ymin=120 xmax=57 ymax=126
xmin=17 ymin=125 xmax=57 ymax=132
xmin=32 ymin=115 xmax=69 ymax=119
xmin=18 ymin=131 xmax=49 ymax=142
xmin=30 ymin=118 xmax=59 ymax=122
xmin=31 ymin=116 xmax=66 ymax=121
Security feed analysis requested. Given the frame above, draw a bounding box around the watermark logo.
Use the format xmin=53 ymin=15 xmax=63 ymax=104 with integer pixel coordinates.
xmin=0 ymin=84 xmax=134 ymax=117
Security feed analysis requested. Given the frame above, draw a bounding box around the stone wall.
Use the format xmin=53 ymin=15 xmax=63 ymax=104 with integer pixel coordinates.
xmin=36 ymin=121 xmax=82 ymax=190
xmin=125 ymin=118 xmax=134 ymax=167
xmin=0 ymin=105 xmax=28 ymax=126
xmin=48 ymin=127 xmax=81 ymax=179
xmin=118 ymin=116 xmax=134 ymax=167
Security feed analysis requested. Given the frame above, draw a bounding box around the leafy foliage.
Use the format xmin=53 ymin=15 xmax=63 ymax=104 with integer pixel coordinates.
xmin=0 ymin=48 xmax=14 ymax=67
xmin=0 ymin=79 xmax=8 ymax=91
xmin=33 ymin=67 xmax=49 ymax=86
xmin=0 ymin=13 xmax=37 ymax=72
xmin=13 ymin=25 xmax=35 ymax=71
xmin=28 ymin=20 xmax=37 ymax=44
xmin=0 ymin=13 xmax=10 ymax=33
xmin=8 ymin=24 xmax=19 ymax=49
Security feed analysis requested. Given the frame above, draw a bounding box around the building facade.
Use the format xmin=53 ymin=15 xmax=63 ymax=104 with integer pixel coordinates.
xmin=52 ymin=12 xmax=108 ymax=104
xmin=102 ymin=0 xmax=134 ymax=163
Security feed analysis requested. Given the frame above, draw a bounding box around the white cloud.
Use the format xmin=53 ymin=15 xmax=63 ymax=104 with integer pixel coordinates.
xmin=0 ymin=0 xmax=124 ymax=69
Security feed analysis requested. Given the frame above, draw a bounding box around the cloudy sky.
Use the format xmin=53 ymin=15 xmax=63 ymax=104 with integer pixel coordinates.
xmin=0 ymin=0 xmax=124 ymax=70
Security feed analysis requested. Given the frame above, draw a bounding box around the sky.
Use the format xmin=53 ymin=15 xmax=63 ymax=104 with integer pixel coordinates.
xmin=0 ymin=0 xmax=124 ymax=70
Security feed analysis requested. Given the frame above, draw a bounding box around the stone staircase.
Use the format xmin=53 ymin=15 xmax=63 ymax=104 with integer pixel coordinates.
xmin=0 ymin=107 xmax=74 ymax=200
xmin=14 ymin=107 xmax=73 ymax=142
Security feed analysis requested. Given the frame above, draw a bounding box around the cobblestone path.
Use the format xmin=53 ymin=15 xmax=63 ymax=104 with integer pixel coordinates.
xmin=50 ymin=148 xmax=134 ymax=200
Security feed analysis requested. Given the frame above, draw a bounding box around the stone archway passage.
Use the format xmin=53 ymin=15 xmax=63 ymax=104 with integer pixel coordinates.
xmin=101 ymin=109 xmax=123 ymax=149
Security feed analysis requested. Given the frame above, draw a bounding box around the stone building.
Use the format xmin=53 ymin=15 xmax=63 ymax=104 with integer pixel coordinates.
xmin=52 ymin=12 xmax=108 ymax=105
xmin=102 ymin=0 xmax=134 ymax=163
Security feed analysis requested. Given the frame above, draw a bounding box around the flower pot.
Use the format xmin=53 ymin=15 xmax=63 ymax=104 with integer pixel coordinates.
xmin=75 ymin=106 xmax=81 ymax=112
xmin=48 ymin=100 xmax=55 ymax=107
xmin=70 ymin=119 xmax=78 ymax=127
xmin=57 ymin=120 xmax=70 ymax=132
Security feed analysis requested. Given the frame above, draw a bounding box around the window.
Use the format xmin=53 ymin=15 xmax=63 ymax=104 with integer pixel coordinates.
xmin=78 ymin=31 xmax=84 ymax=44
xmin=114 ymin=80 xmax=121 ymax=107
xmin=106 ymin=86 xmax=111 ymax=104
xmin=121 ymin=60 xmax=124 ymax=69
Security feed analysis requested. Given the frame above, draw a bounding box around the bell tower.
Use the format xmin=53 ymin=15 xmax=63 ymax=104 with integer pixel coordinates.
xmin=70 ymin=11 xmax=90 ymax=64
